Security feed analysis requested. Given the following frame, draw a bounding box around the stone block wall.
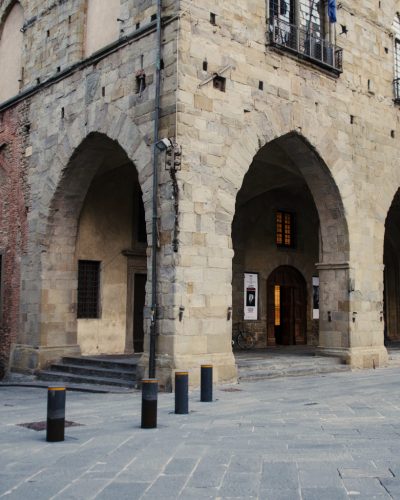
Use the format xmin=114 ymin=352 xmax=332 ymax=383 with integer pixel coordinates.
xmin=0 ymin=1 xmax=179 ymax=378
xmin=1 ymin=0 xmax=400 ymax=384
xmin=173 ymin=0 xmax=400 ymax=369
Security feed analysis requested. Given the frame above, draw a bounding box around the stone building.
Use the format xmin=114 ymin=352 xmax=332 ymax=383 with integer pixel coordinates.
xmin=0 ymin=0 xmax=399 ymax=387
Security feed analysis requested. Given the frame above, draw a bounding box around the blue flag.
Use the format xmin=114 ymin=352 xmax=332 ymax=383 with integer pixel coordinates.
xmin=328 ymin=0 xmax=337 ymax=23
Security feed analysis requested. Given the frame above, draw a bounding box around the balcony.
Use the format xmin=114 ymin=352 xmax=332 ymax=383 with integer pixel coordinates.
xmin=267 ymin=18 xmax=343 ymax=75
xmin=394 ymin=78 xmax=400 ymax=103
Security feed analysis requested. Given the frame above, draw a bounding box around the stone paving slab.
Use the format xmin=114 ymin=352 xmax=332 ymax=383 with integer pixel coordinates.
xmin=2 ymin=368 xmax=400 ymax=498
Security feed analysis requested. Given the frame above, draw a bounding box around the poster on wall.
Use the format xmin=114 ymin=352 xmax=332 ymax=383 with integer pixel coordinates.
xmin=312 ymin=276 xmax=319 ymax=319
xmin=244 ymin=273 xmax=258 ymax=320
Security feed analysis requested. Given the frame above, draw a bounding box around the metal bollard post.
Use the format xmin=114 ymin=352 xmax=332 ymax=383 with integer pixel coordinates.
xmin=175 ymin=372 xmax=189 ymax=414
xmin=200 ymin=365 xmax=213 ymax=402
xmin=141 ymin=379 xmax=158 ymax=428
xmin=46 ymin=387 xmax=66 ymax=442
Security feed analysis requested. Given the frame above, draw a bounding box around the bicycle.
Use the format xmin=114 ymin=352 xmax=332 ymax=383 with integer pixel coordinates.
xmin=232 ymin=323 xmax=256 ymax=350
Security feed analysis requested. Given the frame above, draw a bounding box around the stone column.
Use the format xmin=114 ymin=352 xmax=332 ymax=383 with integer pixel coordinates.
xmin=316 ymin=262 xmax=388 ymax=368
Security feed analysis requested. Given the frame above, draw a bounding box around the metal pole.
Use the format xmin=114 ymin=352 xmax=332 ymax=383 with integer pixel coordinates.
xmin=141 ymin=379 xmax=158 ymax=428
xmin=149 ymin=0 xmax=163 ymax=379
xmin=200 ymin=365 xmax=213 ymax=402
xmin=46 ymin=387 xmax=66 ymax=442
xmin=175 ymin=372 xmax=189 ymax=414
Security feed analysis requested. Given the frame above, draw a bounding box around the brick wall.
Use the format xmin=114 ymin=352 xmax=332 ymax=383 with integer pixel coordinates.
xmin=0 ymin=103 xmax=29 ymax=377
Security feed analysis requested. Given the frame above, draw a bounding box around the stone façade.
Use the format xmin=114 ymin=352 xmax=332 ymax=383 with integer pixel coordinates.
xmin=1 ymin=0 xmax=399 ymax=387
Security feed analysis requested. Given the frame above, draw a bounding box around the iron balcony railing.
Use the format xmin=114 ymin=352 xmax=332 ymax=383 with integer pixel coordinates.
xmin=268 ymin=17 xmax=343 ymax=74
xmin=394 ymin=78 xmax=400 ymax=102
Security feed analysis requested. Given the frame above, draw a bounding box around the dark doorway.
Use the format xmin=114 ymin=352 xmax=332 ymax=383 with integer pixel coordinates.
xmin=133 ymin=273 xmax=146 ymax=352
xmin=267 ymin=266 xmax=307 ymax=345
xmin=384 ymin=189 xmax=400 ymax=342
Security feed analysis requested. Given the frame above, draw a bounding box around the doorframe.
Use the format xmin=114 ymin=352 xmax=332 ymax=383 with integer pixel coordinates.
xmin=267 ymin=265 xmax=307 ymax=346
xmin=124 ymin=250 xmax=147 ymax=353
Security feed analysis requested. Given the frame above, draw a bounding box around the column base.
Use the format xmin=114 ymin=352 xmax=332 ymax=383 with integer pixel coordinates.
xmin=137 ymin=352 xmax=237 ymax=391
xmin=316 ymin=345 xmax=388 ymax=368
xmin=10 ymin=344 xmax=81 ymax=373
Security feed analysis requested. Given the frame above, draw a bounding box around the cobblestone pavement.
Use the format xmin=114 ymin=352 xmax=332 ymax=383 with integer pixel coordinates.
xmin=2 ymin=367 xmax=400 ymax=499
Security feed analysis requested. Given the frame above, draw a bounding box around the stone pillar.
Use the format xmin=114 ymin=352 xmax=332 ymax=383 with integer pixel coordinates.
xmin=316 ymin=262 xmax=388 ymax=368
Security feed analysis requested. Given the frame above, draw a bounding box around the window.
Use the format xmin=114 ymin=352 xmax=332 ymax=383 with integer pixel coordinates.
xmin=268 ymin=0 xmax=342 ymax=73
xmin=0 ymin=2 xmax=24 ymax=103
xmin=393 ymin=14 xmax=400 ymax=102
xmin=276 ymin=211 xmax=295 ymax=248
xmin=77 ymin=260 xmax=100 ymax=318
xmin=84 ymin=0 xmax=120 ymax=57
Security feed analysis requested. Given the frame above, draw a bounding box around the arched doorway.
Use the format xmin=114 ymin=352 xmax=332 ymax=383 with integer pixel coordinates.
xmin=267 ymin=266 xmax=307 ymax=346
xmin=40 ymin=133 xmax=148 ymax=356
xmin=231 ymin=132 xmax=348 ymax=352
xmin=384 ymin=189 xmax=400 ymax=343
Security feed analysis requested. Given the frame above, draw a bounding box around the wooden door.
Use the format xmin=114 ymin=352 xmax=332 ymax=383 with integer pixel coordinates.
xmin=133 ymin=274 xmax=146 ymax=352
xmin=267 ymin=266 xmax=307 ymax=346
xmin=280 ymin=286 xmax=294 ymax=345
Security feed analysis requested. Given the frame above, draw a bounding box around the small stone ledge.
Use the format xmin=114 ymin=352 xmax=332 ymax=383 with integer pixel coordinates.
xmin=9 ymin=343 xmax=81 ymax=373
xmin=316 ymin=345 xmax=388 ymax=369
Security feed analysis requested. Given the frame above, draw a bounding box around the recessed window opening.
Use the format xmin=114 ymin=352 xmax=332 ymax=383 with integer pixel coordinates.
xmin=77 ymin=260 xmax=101 ymax=319
xmin=136 ymin=71 xmax=146 ymax=94
xmin=213 ymin=75 xmax=226 ymax=92
xmin=276 ymin=211 xmax=295 ymax=248
xmin=210 ymin=12 xmax=216 ymax=25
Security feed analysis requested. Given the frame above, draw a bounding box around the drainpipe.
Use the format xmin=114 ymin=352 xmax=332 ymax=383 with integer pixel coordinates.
xmin=149 ymin=0 xmax=163 ymax=379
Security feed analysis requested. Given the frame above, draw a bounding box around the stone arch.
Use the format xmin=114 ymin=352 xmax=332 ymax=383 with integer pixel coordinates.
xmin=19 ymin=105 xmax=152 ymax=365
xmin=29 ymin=104 xmax=152 ymax=249
xmin=0 ymin=1 xmax=24 ymax=102
xmin=229 ymin=130 xmax=349 ymax=263
xmin=229 ymin=128 xmax=350 ymax=355
xmin=39 ymin=132 xmax=148 ymax=354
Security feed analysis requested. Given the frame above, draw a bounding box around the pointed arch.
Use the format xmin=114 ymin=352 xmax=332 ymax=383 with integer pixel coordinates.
xmin=38 ymin=132 xmax=149 ymax=354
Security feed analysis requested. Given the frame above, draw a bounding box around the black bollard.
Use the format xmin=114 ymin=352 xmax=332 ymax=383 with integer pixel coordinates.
xmin=175 ymin=372 xmax=189 ymax=414
xmin=46 ymin=387 xmax=66 ymax=442
xmin=141 ymin=379 xmax=158 ymax=429
xmin=200 ymin=365 xmax=213 ymax=402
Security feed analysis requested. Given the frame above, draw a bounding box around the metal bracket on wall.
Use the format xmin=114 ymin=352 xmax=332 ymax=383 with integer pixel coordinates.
xmin=198 ymin=65 xmax=233 ymax=88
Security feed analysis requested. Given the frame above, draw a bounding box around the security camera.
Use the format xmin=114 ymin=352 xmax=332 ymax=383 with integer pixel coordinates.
xmin=155 ymin=138 xmax=172 ymax=151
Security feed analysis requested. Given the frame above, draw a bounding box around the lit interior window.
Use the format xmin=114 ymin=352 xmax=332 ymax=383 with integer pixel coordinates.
xmin=276 ymin=211 xmax=294 ymax=247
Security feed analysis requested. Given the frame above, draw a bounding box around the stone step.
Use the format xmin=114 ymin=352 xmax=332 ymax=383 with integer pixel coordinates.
xmin=37 ymin=370 xmax=137 ymax=388
xmin=49 ymin=363 xmax=137 ymax=381
xmin=237 ymin=359 xmax=342 ymax=369
xmin=61 ymin=355 xmax=140 ymax=371
xmin=36 ymin=355 xmax=141 ymax=389
xmin=238 ymin=364 xmax=351 ymax=382
xmin=236 ymin=358 xmax=345 ymax=372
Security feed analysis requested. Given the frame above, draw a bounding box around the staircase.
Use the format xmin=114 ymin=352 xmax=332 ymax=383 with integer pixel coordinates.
xmin=235 ymin=347 xmax=351 ymax=382
xmin=37 ymin=355 xmax=141 ymax=389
